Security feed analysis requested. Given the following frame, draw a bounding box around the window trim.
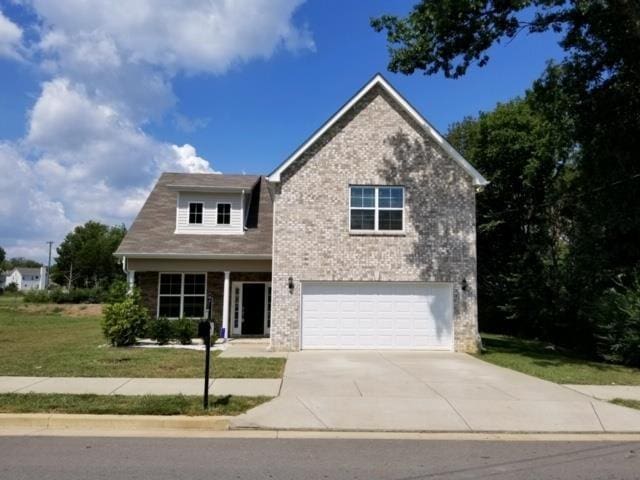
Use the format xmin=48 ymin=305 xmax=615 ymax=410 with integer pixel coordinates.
xmin=216 ymin=202 xmax=232 ymax=225
xmin=349 ymin=185 xmax=405 ymax=233
xmin=188 ymin=202 xmax=204 ymax=225
xmin=157 ymin=272 xmax=208 ymax=319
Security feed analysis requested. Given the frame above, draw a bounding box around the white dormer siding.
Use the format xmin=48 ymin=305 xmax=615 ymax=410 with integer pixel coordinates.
xmin=175 ymin=192 xmax=245 ymax=235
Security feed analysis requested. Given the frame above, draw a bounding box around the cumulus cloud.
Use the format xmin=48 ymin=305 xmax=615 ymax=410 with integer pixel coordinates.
xmin=0 ymin=9 xmax=23 ymax=59
xmin=0 ymin=1 xmax=314 ymax=260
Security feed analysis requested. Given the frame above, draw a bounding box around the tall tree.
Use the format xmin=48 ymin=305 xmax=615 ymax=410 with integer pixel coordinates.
xmin=52 ymin=221 xmax=126 ymax=289
xmin=373 ymin=0 xmax=640 ymax=354
xmin=0 ymin=247 xmax=5 ymax=270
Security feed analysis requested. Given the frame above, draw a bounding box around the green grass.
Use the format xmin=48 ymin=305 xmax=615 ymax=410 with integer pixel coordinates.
xmin=476 ymin=333 xmax=640 ymax=385
xmin=611 ymin=398 xmax=640 ymax=410
xmin=0 ymin=305 xmax=285 ymax=378
xmin=0 ymin=393 xmax=267 ymax=416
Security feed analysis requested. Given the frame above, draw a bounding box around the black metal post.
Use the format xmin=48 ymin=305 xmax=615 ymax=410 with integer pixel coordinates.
xmin=203 ymin=295 xmax=212 ymax=410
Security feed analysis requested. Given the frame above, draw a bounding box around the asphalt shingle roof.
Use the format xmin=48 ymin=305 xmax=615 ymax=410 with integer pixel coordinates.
xmin=115 ymin=173 xmax=273 ymax=257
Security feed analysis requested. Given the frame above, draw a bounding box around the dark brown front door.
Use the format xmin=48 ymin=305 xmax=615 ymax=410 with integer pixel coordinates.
xmin=242 ymin=283 xmax=265 ymax=335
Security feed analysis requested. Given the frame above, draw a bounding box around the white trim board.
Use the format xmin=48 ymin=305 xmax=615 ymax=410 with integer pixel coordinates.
xmin=267 ymin=73 xmax=488 ymax=187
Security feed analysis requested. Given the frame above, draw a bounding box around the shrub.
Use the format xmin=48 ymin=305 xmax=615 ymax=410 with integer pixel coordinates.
xmin=4 ymin=282 xmax=18 ymax=293
xmin=174 ymin=317 xmax=196 ymax=345
xmin=22 ymin=290 xmax=50 ymax=303
xmin=102 ymin=292 xmax=149 ymax=347
xmin=594 ymin=273 xmax=640 ymax=366
xmin=148 ymin=317 xmax=173 ymax=345
xmin=104 ymin=280 xmax=129 ymax=304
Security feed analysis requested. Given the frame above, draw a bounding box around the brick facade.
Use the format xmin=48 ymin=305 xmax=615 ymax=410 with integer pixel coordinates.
xmin=136 ymin=271 xmax=271 ymax=334
xmin=270 ymin=85 xmax=480 ymax=352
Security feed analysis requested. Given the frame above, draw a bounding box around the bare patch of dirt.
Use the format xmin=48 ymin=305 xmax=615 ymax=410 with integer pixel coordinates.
xmin=17 ymin=303 xmax=103 ymax=317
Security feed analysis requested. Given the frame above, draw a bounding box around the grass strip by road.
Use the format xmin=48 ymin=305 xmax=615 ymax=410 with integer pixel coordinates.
xmin=477 ymin=334 xmax=640 ymax=385
xmin=0 ymin=306 xmax=285 ymax=378
xmin=0 ymin=393 xmax=268 ymax=416
xmin=611 ymin=399 xmax=640 ymax=411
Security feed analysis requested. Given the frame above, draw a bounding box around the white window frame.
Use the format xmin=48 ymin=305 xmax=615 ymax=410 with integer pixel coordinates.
xmin=349 ymin=185 xmax=405 ymax=233
xmin=216 ymin=202 xmax=231 ymax=225
xmin=188 ymin=202 xmax=204 ymax=225
xmin=157 ymin=272 xmax=207 ymax=319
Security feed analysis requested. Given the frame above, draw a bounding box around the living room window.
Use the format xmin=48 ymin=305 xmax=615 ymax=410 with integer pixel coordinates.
xmin=188 ymin=202 xmax=203 ymax=224
xmin=350 ymin=186 xmax=404 ymax=232
xmin=158 ymin=273 xmax=206 ymax=318
xmin=217 ymin=203 xmax=231 ymax=225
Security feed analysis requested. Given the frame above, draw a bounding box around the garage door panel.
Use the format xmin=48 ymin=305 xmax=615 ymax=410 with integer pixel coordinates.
xmin=301 ymin=282 xmax=453 ymax=350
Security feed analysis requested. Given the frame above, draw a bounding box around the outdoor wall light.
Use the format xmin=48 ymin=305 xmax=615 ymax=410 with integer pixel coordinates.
xmin=461 ymin=278 xmax=469 ymax=292
xmin=288 ymin=276 xmax=294 ymax=293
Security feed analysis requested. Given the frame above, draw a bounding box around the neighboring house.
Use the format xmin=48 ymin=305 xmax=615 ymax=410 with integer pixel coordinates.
xmin=116 ymin=74 xmax=488 ymax=352
xmin=3 ymin=267 xmax=47 ymax=291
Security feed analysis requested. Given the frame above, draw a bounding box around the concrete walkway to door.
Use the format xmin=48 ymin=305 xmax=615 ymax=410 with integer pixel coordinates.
xmin=231 ymin=351 xmax=640 ymax=432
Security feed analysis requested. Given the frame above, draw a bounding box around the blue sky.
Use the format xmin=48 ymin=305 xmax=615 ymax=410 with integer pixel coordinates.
xmin=0 ymin=0 xmax=564 ymax=261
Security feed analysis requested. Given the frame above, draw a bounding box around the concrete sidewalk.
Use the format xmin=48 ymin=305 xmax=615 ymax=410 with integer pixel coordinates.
xmin=0 ymin=377 xmax=281 ymax=397
xmin=564 ymin=385 xmax=640 ymax=401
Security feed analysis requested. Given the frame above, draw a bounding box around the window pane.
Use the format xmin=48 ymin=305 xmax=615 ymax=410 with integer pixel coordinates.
xmin=378 ymin=187 xmax=403 ymax=208
xmin=159 ymin=296 xmax=181 ymax=317
xmin=350 ymin=209 xmax=375 ymax=230
xmin=183 ymin=296 xmax=205 ymax=318
xmin=160 ymin=274 xmax=182 ymax=295
xmin=217 ymin=204 xmax=231 ymax=224
xmin=189 ymin=203 xmax=203 ymax=224
xmin=378 ymin=210 xmax=403 ymax=230
xmin=350 ymin=187 xmax=374 ymax=208
xmin=184 ymin=274 xmax=205 ymax=295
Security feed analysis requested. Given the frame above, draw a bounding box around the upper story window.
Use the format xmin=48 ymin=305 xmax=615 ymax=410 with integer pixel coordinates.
xmin=350 ymin=186 xmax=404 ymax=232
xmin=217 ymin=203 xmax=231 ymax=225
xmin=188 ymin=202 xmax=203 ymax=224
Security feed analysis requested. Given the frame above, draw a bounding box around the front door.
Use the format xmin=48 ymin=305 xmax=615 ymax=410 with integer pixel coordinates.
xmin=241 ymin=283 xmax=266 ymax=335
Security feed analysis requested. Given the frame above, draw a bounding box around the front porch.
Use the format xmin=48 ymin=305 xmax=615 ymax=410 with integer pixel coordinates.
xmin=134 ymin=270 xmax=272 ymax=340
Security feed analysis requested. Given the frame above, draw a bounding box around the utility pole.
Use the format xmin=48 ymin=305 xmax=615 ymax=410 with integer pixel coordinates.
xmin=45 ymin=241 xmax=53 ymax=289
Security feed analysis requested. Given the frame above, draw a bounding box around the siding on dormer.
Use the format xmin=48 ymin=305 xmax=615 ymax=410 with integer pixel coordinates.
xmin=175 ymin=192 xmax=244 ymax=234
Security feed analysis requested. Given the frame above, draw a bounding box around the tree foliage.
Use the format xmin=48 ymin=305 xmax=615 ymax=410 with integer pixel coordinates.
xmin=374 ymin=0 xmax=640 ymax=363
xmin=52 ymin=221 xmax=126 ymax=289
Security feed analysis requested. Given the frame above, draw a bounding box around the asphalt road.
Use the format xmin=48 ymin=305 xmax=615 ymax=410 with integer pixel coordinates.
xmin=0 ymin=437 xmax=639 ymax=479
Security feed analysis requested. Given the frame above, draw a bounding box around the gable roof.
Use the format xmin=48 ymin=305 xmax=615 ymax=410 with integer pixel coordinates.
xmin=268 ymin=73 xmax=488 ymax=186
xmin=8 ymin=267 xmax=42 ymax=276
xmin=115 ymin=173 xmax=273 ymax=259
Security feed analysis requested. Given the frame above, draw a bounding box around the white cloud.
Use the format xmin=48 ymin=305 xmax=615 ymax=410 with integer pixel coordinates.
xmin=0 ymin=9 xmax=23 ymax=59
xmin=30 ymin=0 xmax=314 ymax=74
xmin=0 ymin=0 xmax=314 ymax=260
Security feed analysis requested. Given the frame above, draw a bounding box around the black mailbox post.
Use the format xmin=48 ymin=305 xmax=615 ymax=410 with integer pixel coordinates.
xmin=199 ymin=295 xmax=213 ymax=409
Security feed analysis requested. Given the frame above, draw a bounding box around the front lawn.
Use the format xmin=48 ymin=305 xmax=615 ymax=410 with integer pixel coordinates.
xmin=0 ymin=393 xmax=267 ymax=416
xmin=477 ymin=334 xmax=640 ymax=385
xmin=0 ymin=305 xmax=285 ymax=378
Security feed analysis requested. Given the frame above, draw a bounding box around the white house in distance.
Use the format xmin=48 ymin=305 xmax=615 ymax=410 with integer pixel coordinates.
xmin=3 ymin=267 xmax=47 ymax=291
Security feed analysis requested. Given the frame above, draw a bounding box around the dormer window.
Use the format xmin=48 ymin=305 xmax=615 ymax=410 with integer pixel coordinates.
xmin=217 ymin=203 xmax=231 ymax=225
xmin=189 ymin=202 xmax=203 ymax=224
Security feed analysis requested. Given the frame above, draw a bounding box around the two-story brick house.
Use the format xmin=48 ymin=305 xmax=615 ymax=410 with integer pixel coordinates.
xmin=115 ymin=74 xmax=488 ymax=352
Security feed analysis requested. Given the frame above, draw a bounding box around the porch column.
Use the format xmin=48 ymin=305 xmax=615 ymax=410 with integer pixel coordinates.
xmin=126 ymin=270 xmax=135 ymax=294
xmin=222 ymin=271 xmax=230 ymax=341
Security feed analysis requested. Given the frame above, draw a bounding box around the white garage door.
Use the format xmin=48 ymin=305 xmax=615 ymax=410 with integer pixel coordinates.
xmin=301 ymin=282 xmax=453 ymax=350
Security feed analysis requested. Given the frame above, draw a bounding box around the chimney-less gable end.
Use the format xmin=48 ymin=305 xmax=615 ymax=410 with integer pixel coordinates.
xmin=267 ymin=73 xmax=489 ymax=187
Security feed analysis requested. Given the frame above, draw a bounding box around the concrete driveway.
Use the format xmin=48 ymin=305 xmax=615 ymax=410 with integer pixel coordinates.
xmin=231 ymin=351 xmax=640 ymax=432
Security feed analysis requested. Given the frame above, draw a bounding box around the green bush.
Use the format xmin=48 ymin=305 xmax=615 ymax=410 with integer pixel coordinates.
xmin=22 ymin=290 xmax=50 ymax=303
xmin=173 ymin=318 xmax=196 ymax=345
xmin=101 ymin=292 xmax=149 ymax=347
xmin=104 ymin=280 xmax=129 ymax=304
xmin=148 ymin=317 xmax=173 ymax=345
xmin=4 ymin=283 xmax=18 ymax=293
xmin=23 ymin=287 xmax=106 ymax=304
xmin=594 ymin=273 xmax=640 ymax=366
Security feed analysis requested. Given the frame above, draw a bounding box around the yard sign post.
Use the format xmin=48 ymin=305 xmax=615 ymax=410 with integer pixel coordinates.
xmin=201 ymin=295 xmax=213 ymax=410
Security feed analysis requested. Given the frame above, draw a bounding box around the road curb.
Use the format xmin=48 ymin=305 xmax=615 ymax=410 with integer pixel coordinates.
xmin=0 ymin=413 xmax=230 ymax=431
